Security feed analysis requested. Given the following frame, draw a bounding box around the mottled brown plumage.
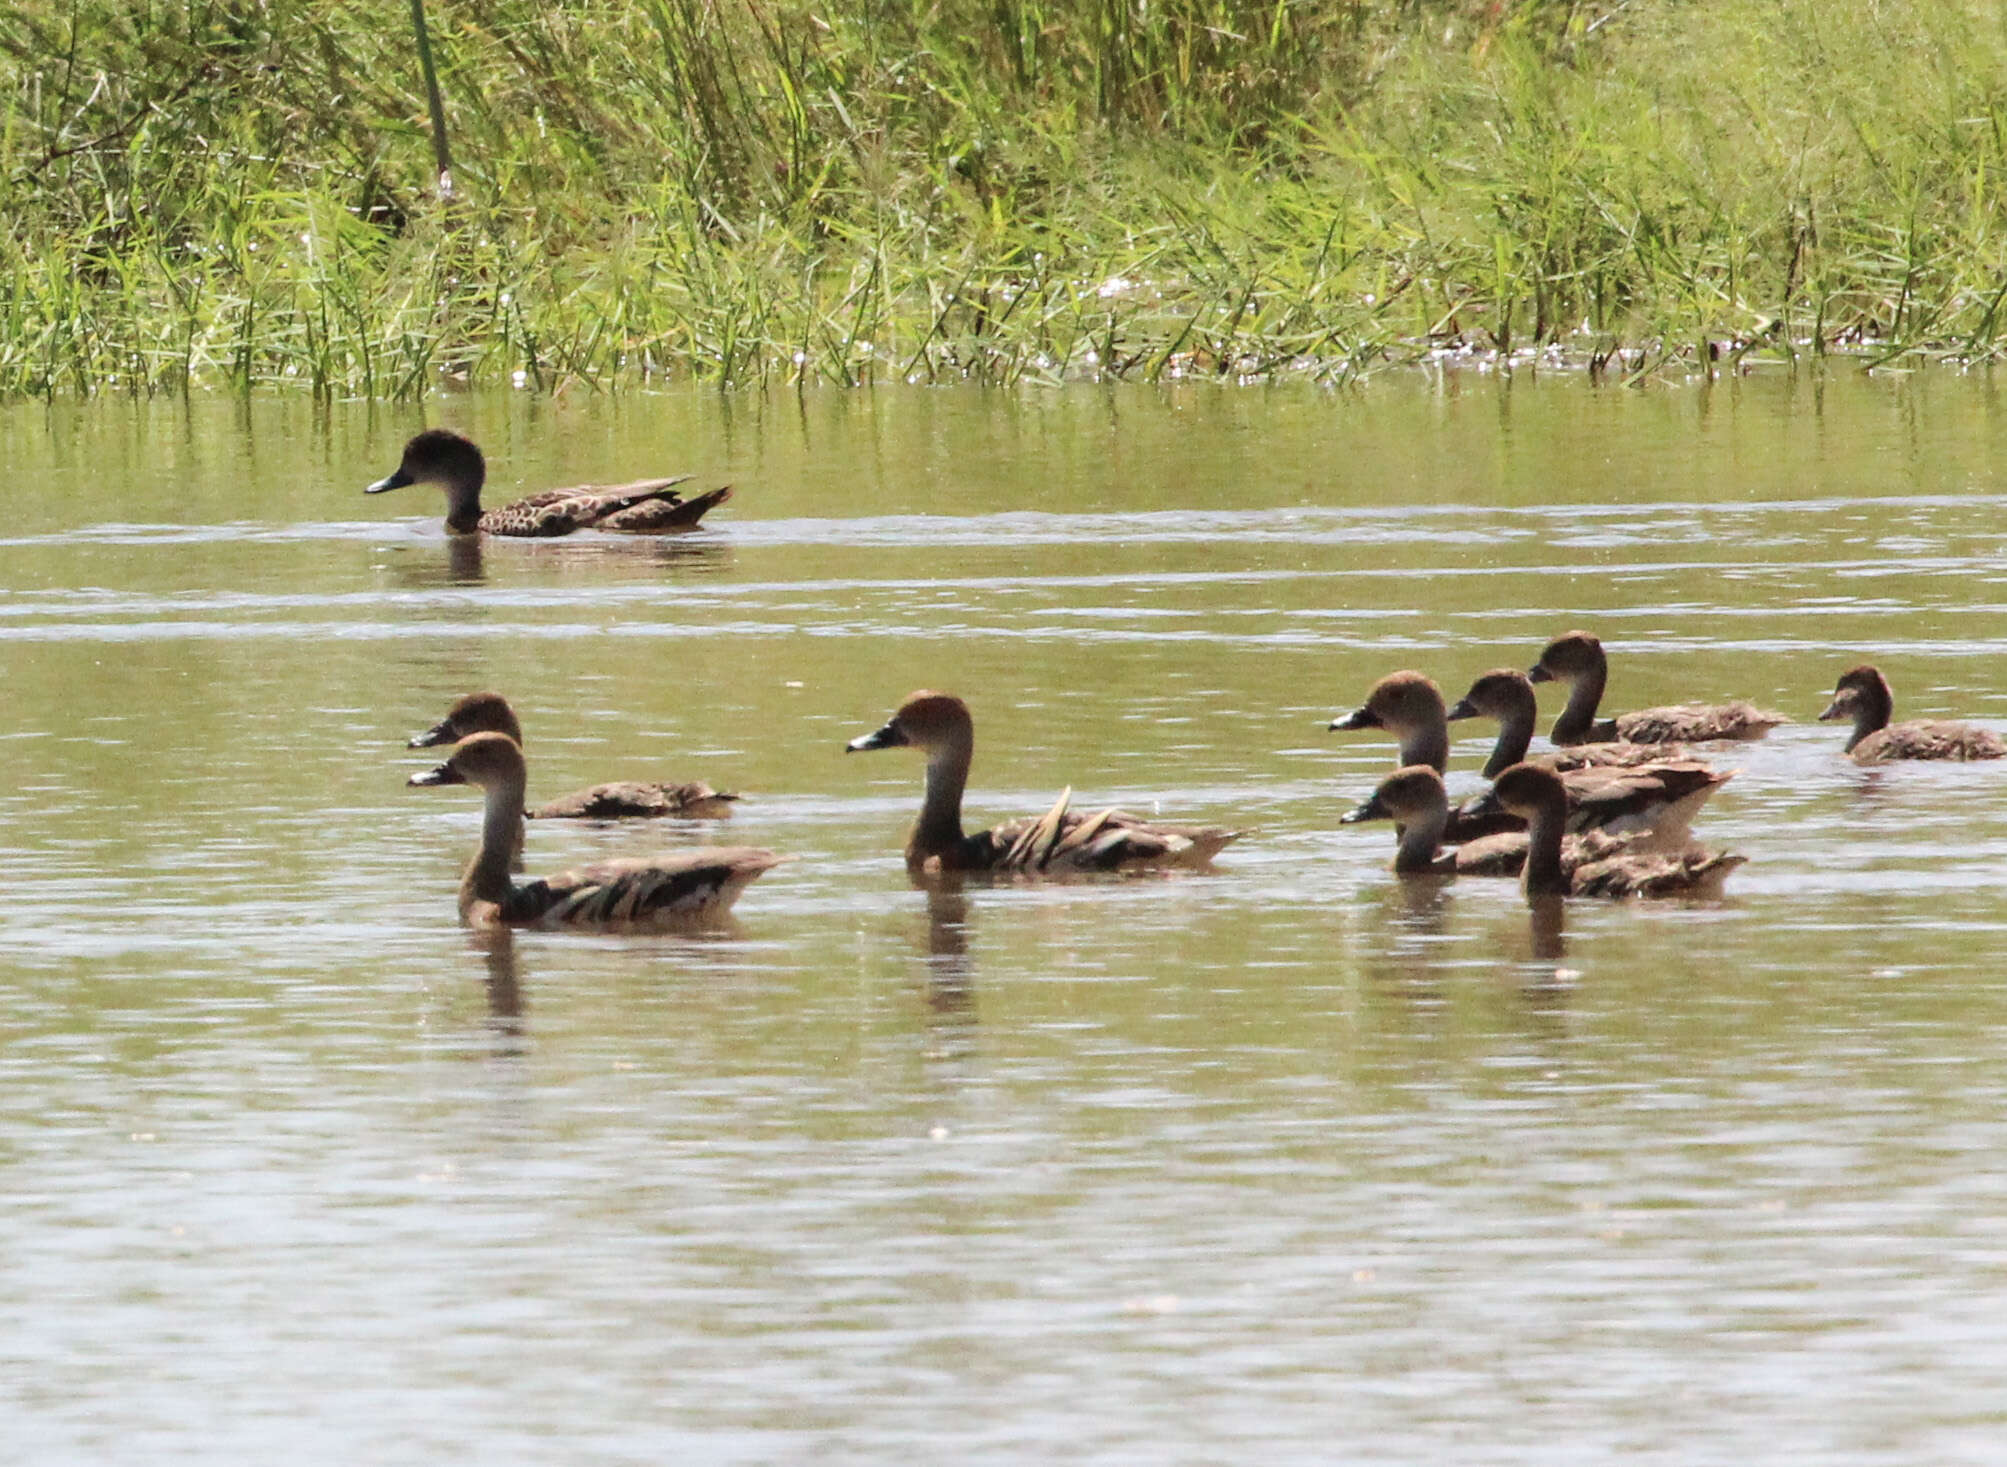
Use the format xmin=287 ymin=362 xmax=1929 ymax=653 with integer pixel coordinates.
xmin=846 ymin=690 xmax=1238 ymax=874
xmin=408 ymin=733 xmax=780 ymax=928
xmin=408 ymin=691 xmax=738 ymax=820
xmin=1817 ymin=664 xmax=2006 ymax=764
xmin=366 ymin=429 xmax=731 ymax=537
xmin=1527 ymin=631 xmax=1786 ymax=746
xmin=1490 ymin=762 xmax=1744 ymax=902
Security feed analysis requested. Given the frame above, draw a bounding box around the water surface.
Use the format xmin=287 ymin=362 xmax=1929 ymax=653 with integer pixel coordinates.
xmin=5 ymin=374 xmax=2007 ymax=1463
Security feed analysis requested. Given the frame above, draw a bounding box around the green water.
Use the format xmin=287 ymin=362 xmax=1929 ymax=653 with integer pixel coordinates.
xmin=5 ymin=374 xmax=2007 ymax=1463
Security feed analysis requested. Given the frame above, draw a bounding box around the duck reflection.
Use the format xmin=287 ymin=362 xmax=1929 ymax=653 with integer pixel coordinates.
xmin=1357 ymin=873 xmax=1453 ymax=997
xmin=914 ymin=877 xmax=978 ymax=1041
xmin=1527 ymin=894 xmax=1566 ymax=963
xmin=472 ymin=928 xmax=528 ymax=1050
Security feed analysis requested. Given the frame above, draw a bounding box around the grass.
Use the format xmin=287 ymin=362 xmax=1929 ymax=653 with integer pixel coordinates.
xmin=3 ymin=0 xmax=2007 ymax=398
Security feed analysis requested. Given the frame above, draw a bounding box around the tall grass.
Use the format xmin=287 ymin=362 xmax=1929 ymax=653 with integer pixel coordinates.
xmin=2 ymin=0 xmax=2006 ymax=398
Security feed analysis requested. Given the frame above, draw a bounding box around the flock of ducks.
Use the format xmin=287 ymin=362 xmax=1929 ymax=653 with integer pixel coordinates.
xmin=370 ymin=431 xmax=2007 ymax=931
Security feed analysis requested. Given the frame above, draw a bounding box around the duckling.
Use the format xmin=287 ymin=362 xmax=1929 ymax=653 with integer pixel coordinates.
xmin=1817 ymin=664 xmax=2006 ymax=763
xmin=409 ymin=692 xmax=738 ymax=819
xmin=1528 ymin=631 xmax=1786 ymax=746
xmin=1447 ymin=669 xmax=1684 ymax=777
xmin=845 ymin=691 xmax=1238 ymax=874
xmin=1490 ymin=762 xmax=1744 ymax=901
xmin=409 ymin=733 xmax=781 ymax=927
xmin=366 ymin=429 xmax=731 ymax=537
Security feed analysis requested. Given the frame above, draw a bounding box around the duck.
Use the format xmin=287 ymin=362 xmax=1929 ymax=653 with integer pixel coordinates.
xmin=1490 ymin=762 xmax=1744 ymax=901
xmin=1817 ymin=664 xmax=2007 ymax=763
xmin=409 ymin=692 xmax=738 ymax=819
xmin=1446 ymin=669 xmax=1686 ymax=777
xmin=1334 ymin=670 xmax=1729 ymax=846
xmin=1340 ymin=766 xmax=1550 ymax=877
xmin=366 ymin=428 xmax=732 ymax=537
xmin=1527 ymin=631 xmax=1787 ymax=746
xmin=408 ymin=732 xmax=781 ymax=927
xmin=845 ymin=691 xmax=1239 ymax=874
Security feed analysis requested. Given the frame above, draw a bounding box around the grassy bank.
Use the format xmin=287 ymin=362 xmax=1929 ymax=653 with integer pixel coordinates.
xmin=4 ymin=0 xmax=2006 ymax=398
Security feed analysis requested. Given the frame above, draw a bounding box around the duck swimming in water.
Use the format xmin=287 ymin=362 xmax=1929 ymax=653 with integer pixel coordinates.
xmin=1527 ymin=631 xmax=1786 ymax=746
xmin=409 ymin=692 xmax=738 ymax=819
xmin=409 ymin=733 xmax=781 ymax=928
xmin=846 ymin=691 xmax=1238 ymax=875
xmin=1817 ymin=664 xmax=2007 ymax=763
xmin=1490 ymin=762 xmax=1744 ymax=901
xmin=366 ymin=429 xmax=731 ymax=537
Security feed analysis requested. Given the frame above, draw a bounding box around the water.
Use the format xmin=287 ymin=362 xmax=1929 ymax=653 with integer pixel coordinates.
xmin=5 ymin=374 xmax=2007 ymax=1463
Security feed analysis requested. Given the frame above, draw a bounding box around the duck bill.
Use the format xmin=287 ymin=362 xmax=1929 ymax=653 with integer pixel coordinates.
xmin=408 ymin=761 xmax=467 ymax=787
xmin=1445 ymin=697 xmax=1478 ymax=722
xmin=1526 ymin=664 xmax=1554 ymax=684
xmin=846 ymin=720 xmax=908 ymax=753
xmin=1816 ymin=695 xmax=1849 ymax=723
xmin=365 ymin=468 xmax=414 ymax=494
xmin=1339 ymin=792 xmax=1389 ymax=825
xmin=1328 ymin=706 xmax=1381 ymax=732
xmin=407 ymin=718 xmax=458 ymax=749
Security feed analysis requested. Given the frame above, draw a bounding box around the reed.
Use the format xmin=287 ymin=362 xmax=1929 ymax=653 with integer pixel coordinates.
xmin=2 ymin=0 xmax=2006 ymax=398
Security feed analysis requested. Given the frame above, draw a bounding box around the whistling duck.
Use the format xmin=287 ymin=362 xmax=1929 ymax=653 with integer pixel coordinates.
xmin=1490 ymin=762 xmax=1744 ymax=901
xmin=846 ymin=691 xmax=1238 ymax=874
xmin=410 ymin=692 xmax=737 ymax=819
xmin=366 ymin=429 xmax=731 ymax=537
xmin=1818 ymin=664 xmax=2007 ymax=763
xmin=1528 ymin=631 xmax=1785 ymax=746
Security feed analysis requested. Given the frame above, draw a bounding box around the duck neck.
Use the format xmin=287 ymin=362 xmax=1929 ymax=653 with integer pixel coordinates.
xmin=1550 ymin=665 xmax=1608 ymax=745
xmin=1392 ymin=804 xmax=1450 ymax=874
xmin=1520 ymin=794 xmax=1570 ymax=898
xmin=442 ymin=474 xmax=485 ymax=535
xmin=1484 ymin=706 xmax=1536 ymax=778
xmin=1846 ymin=683 xmax=1893 ymax=752
xmin=908 ymin=735 xmax=973 ymax=867
xmin=460 ymin=776 xmax=527 ymax=916
xmin=1399 ymin=721 xmax=1450 ymax=774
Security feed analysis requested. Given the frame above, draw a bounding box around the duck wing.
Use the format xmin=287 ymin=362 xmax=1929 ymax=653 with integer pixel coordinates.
xmin=499 ymin=846 xmax=782 ymax=926
xmin=1615 ymin=701 xmax=1785 ymax=744
xmin=1854 ymin=720 xmax=2007 ymax=763
xmin=528 ymin=781 xmax=738 ymax=819
xmin=597 ymin=484 xmax=733 ymax=532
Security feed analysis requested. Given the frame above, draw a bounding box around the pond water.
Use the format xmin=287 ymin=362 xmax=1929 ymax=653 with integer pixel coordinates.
xmin=5 ymin=373 xmax=2007 ymax=1463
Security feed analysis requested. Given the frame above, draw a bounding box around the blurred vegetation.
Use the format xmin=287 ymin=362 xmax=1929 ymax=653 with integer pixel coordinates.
xmin=2 ymin=0 xmax=2005 ymax=396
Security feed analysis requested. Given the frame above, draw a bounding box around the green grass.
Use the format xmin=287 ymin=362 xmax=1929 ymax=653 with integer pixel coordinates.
xmin=3 ymin=0 xmax=2007 ymax=398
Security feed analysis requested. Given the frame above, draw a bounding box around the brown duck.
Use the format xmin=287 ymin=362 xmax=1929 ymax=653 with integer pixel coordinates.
xmin=409 ymin=733 xmax=782 ymax=928
xmin=1447 ymin=668 xmax=1686 ymax=777
xmin=410 ymin=692 xmax=738 ymax=819
xmin=1490 ymin=762 xmax=1744 ymax=902
xmin=1818 ymin=664 xmax=2007 ymax=763
xmin=366 ymin=429 xmax=731 ymax=537
xmin=1528 ymin=631 xmax=1786 ymax=746
xmin=846 ymin=691 xmax=1238 ymax=875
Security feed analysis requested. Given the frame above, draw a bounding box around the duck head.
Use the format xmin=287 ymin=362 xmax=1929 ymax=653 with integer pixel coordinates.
xmin=409 ymin=690 xmax=524 ymax=749
xmin=1526 ymin=630 xmax=1604 ymax=686
xmin=368 ymin=429 xmax=485 ymax=497
xmin=409 ymin=730 xmax=526 ymax=790
xmin=846 ymin=691 xmax=974 ymax=755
